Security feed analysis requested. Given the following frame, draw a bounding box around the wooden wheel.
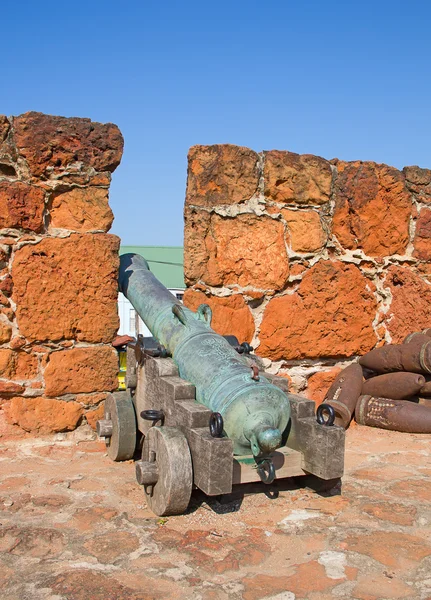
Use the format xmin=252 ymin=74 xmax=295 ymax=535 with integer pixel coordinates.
xmin=136 ymin=426 xmax=193 ymax=516
xmin=97 ymin=392 xmax=137 ymax=461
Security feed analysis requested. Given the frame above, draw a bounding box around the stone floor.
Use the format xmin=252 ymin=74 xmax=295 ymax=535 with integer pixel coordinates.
xmin=0 ymin=421 xmax=430 ymax=600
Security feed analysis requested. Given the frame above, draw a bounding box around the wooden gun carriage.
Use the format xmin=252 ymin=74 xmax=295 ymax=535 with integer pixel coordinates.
xmin=98 ymin=335 xmax=345 ymax=516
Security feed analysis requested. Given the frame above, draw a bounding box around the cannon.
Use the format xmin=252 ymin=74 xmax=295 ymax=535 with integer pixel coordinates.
xmin=97 ymin=253 xmax=345 ymax=516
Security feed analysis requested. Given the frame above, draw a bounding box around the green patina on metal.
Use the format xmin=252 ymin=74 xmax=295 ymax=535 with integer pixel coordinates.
xmin=236 ymin=456 xmax=259 ymax=466
xmin=119 ymin=253 xmax=291 ymax=456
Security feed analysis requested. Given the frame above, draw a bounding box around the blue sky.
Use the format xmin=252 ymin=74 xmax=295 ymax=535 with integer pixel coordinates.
xmin=2 ymin=1 xmax=431 ymax=245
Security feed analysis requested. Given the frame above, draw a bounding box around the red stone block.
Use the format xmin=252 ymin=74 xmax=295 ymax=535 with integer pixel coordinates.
xmin=0 ymin=115 xmax=10 ymax=142
xmin=403 ymin=164 xmax=431 ymax=203
xmin=13 ymin=112 xmax=124 ymax=178
xmin=183 ymin=290 xmax=255 ymax=343
xmin=333 ymin=161 xmax=412 ymax=257
xmin=0 ymin=181 xmax=46 ymax=232
xmin=0 ymin=274 xmax=13 ymax=297
xmin=282 ymin=208 xmax=327 ymax=252
xmin=12 ymin=234 xmax=120 ymax=343
xmin=85 ymin=403 xmax=105 ymax=430
xmin=0 ymin=321 xmax=12 ymax=344
xmin=305 ymin=367 xmax=343 ymax=406
xmin=0 ymin=381 xmax=25 ymax=395
xmin=384 ymin=267 xmax=431 ymax=343
xmin=186 ymin=144 xmax=259 ymax=207
xmin=0 ymin=349 xmax=38 ymax=381
xmin=44 ymin=346 xmax=118 ymax=396
xmin=259 ymin=260 xmax=377 ymax=360
xmin=264 ymin=150 xmax=332 ymax=205
xmin=413 ymin=207 xmax=431 ymax=260
xmin=184 ymin=210 xmax=289 ymax=290
xmin=5 ymin=396 xmax=83 ymax=433
xmin=49 ymin=187 xmax=114 ymax=232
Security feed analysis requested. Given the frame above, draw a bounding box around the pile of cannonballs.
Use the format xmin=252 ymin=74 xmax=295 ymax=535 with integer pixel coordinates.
xmin=321 ymin=329 xmax=431 ymax=433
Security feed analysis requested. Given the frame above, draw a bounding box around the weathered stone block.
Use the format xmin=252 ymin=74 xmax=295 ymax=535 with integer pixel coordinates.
xmin=0 ymin=382 xmax=25 ymax=395
xmin=85 ymin=403 xmax=105 ymax=430
xmin=186 ymin=144 xmax=259 ymax=207
xmin=5 ymin=396 xmax=83 ymax=433
xmin=13 ymin=112 xmax=124 ymax=178
xmin=0 ymin=274 xmax=13 ymax=297
xmin=78 ymin=392 xmax=107 ymax=407
xmin=0 ymin=290 xmax=10 ymax=306
xmin=305 ymin=367 xmax=343 ymax=406
xmin=0 ymin=181 xmax=46 ymax=232
xmin=0 ymin=321 xmax=12 ymax=343
xmin=44 ymin=346 xmax=118 ymax=397
xmin=384 ymin=267 xmax=431 ymax=343
xmin=49 ymin=187 xmax=113 ymax=232
xmin=282 ymin=208 xmax=327 ymax=252
xmin=0 ymin=349 xmax=38 ymax=380
xmin=0 ymin=115 xmax=9 ymax=141
xmin=0 ymin=348 xmax=12 ymax=374
xmin=403 ymin=165 xmax=431 ymax=203
xmin=183 ymin=207 xmax=211 ymax=285
xmin=0 ymin=247 xmax=9 ymax=270
xmin=264 ymin=151 xmax=332 ymax=205
xmin=259 ymin=260 xmax=377 ymax=360
xmin=184 ymin=211 xmax=289 ymax=290
xmin=14 ymin=352 xmax=38 ymax=380
xmin=9 ymin=336 xmax=25 ymax=350
xmin=12 ymin=234 xmax=120 ymax=343
xmin=333 ymin=161 xmax=412 ymax=257
xmin=0 ymin=116 xmax=16 ymax=173
xmin=183 ymin=290 xmax=255 ymax=342
xmin=413 ymin=208 xmax=431 ymax=261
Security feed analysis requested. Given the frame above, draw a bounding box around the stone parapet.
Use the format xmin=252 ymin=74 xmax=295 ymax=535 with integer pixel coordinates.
xmin=184 ymin=145 xmax=431 ymax=404
xmin=0 ymin=112 xmax=123 ymax=434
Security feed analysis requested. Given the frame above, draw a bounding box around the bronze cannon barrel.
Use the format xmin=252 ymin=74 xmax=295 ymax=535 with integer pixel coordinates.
xmin=119 ymin=253 xmax=291 ymax=456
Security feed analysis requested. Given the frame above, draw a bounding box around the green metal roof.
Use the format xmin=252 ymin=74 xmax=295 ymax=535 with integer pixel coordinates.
xmin=120 ymin=246 xmax=185 ymax=289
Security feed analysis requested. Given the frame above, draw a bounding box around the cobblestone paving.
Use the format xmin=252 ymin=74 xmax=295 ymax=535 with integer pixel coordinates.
xmin=0 ymin=422 xmax=430 ymax=600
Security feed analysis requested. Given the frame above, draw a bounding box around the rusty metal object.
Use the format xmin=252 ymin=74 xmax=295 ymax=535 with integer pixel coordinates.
xmin=250 ymin=365 xmax=260 ymax=381
xmin=359 ymin=342 xmax=431 ymax=375
xmin=422 ymin=328 xmax=431 ymax=337
xmin=362 ymin=372 xmax=426 ymax=400
xmin=403 ymin=332 xmax=431 ymax=346
xmin=321 ymin=364 xmax=363 ymax=428
xmin=355 ymin=395 xmax=431 ymax=433
xmin=420 ymin=377 xmax=431 ymax=397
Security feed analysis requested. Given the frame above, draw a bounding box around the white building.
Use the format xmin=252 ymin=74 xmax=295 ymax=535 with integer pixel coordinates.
xmin=117 ymin=246 xmax=185 ymax=338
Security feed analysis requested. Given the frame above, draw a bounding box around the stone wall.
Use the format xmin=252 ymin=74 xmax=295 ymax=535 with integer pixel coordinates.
xmin=0 ymin=112 xmax=123 ymax=434
xmin=184 ymin=145 xmax=431 ymax=404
